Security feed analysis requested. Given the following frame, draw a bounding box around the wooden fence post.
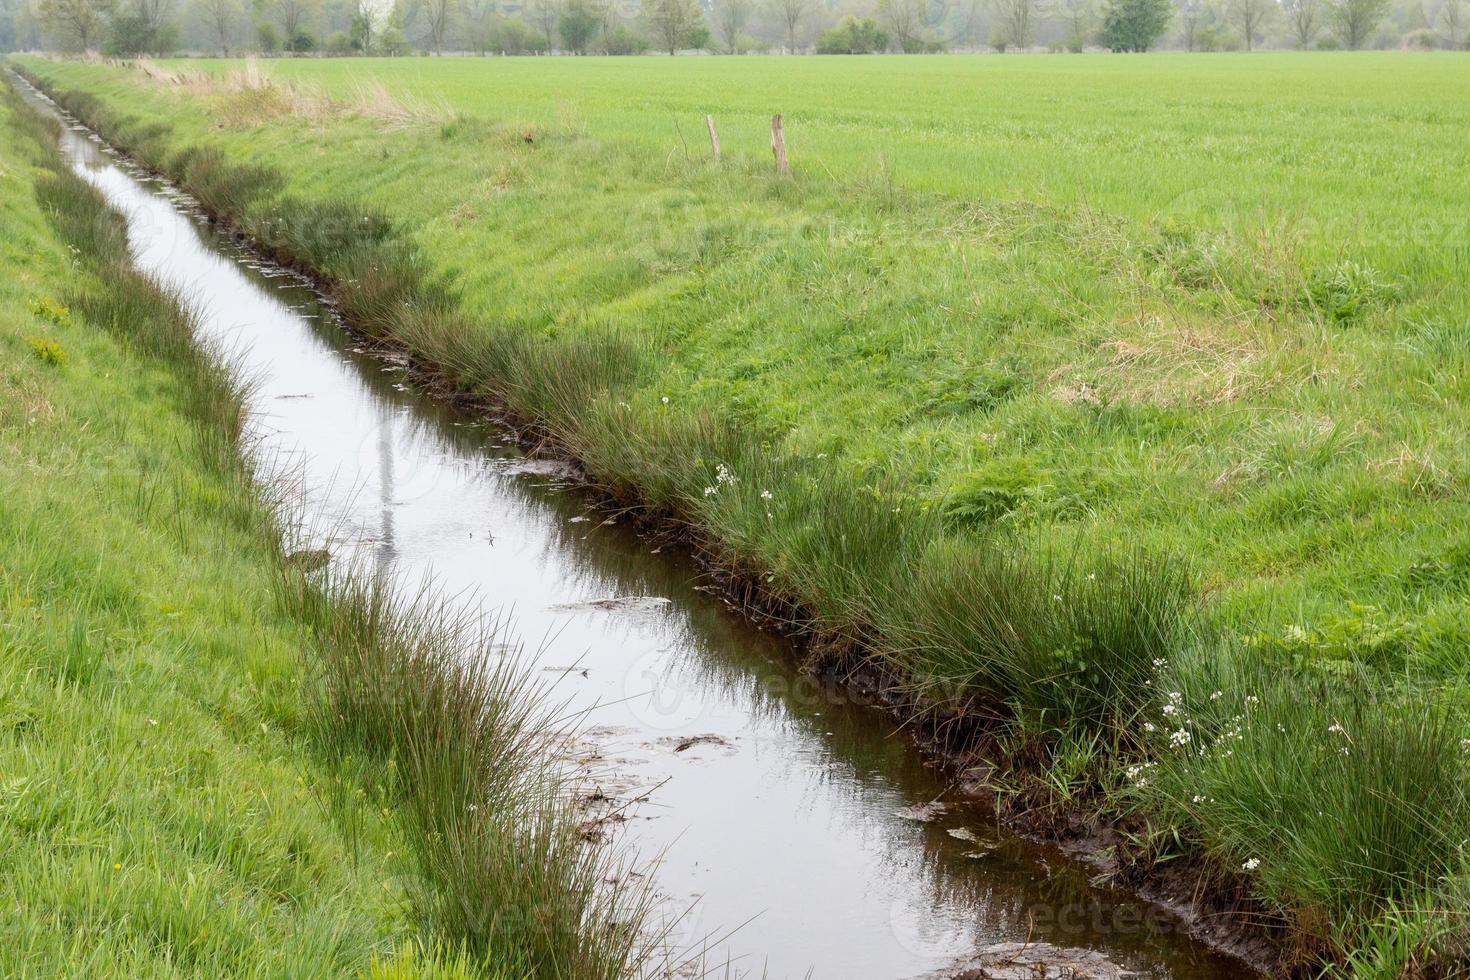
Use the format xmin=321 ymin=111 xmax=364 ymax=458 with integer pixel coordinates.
xmin=705 ymin=113 xmax=721 ymax=163
xmin=771 ymin=113 xmax=788 ymax=176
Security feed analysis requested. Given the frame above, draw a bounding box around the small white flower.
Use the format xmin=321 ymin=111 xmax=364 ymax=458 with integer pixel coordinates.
xmin=661 ymin=396 xmax=670 ymax=404
xmin=1245 ymin=695 xmax=1260 ymax=706
xmin=1242 ymin=857 xmax=1260 ymax=872
xmin=703 ymin=486 xmax=717 ymax=496
xmin=1209 ymin=690 xmax=1223 ymax=701
xmin=1053 ymin=594 xmax=1063 ymax=602
xmin=1192 ymin=795 xmax=1206 ymax=804
xmin=1327 ymin=723 xmax=1345 ymax=735
xmin=1151 ymin=658 xmax=1168 ymax=669
xmin=1162 ymin=703 xmax=1179 ymax=716
xmin=760 ymin=489 xmax=773 ymax=500
xmin=1143 ymin=722 xmax=1156 ymax=733
xmin=1169 ymin=728 xmax=1192 ymax=747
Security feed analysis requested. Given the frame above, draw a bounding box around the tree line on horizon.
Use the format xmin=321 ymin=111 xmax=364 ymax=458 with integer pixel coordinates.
xmin=4 ymin=0 xmax=1465 ymax=62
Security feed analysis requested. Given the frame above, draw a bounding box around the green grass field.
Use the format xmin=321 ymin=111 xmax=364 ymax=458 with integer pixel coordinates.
xmin=13 ymin=52 xmax=1470 ymax=973
xmin=0 ymin=71 xmax=645 ymax=979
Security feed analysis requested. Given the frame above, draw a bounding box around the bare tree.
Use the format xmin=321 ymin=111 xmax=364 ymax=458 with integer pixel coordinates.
xmin=1228 ymin=0 xmax=1273 ymax=47
xmin=421 ymin=0 xmax=454 ymax=49
xmin=1175 ymin=0 xmax=1204 ymax=46
xmin=461 ymin=0 xmax=495 ymax=50
xmin=134 ymin=0 xmax=178 ymax=51
xmin=38 ymin=0 xmax=113 ymax=48
xmin=525 ymin=0 xmax=557 ymax=46
xmin=876 ymin=0 xmax=922 ymax=48
xmin=1284 ymin=0 xmax=1319 ymax=44
xmin=991 ymin=0 xmax=1035 ymax=47
xmin=712 ymin=0 xmax=749 ymax=50
xmin=767 ymin=0 xmax=808 ymax=50
xmin=272 ymin=0 xmax=315 ymax=41
xmin=1055 ymin=0 xmax=1096 ymax=48
xmin=195 ymin=0 xmax=238 ymax=52
xmin=355 ymin=0 xmax=392 ymax=51
xmin=1327 ymin=0 xmax=1387 ymax=46
xmin=1439 ymin=0 xmax=1465 ymax=44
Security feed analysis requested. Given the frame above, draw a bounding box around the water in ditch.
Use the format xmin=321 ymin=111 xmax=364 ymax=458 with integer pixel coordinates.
xmin=15 ymin=74 xmax=1247 ymax=980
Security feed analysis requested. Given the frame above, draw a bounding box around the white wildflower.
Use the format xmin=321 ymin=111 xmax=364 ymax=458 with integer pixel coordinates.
xmin=1169 ymin=728 xmax=1192 ymax=747
xmin=1242 ymin=857 xmax=1260 ymax=872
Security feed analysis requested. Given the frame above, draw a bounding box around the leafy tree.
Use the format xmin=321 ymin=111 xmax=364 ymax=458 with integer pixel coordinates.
xmin=493 ymin=14 xmax=536 ymax=50
xmin=558 ymin=0 xmax=597 ymax=49
xmin=286 ymin=24 xmax=314 ymax=46
xmin=602 ymin=22 xmax=646 ymax=50
xmin=256 ymin=16 xmax=279 ymax=46
xmin=1326 ymin=0 xmax=1387 ymax=44
xmin=107 ymin=0 xmax=178 ymax=52
xmin=38 ymin=0 xmax=114 ymax=49
xmin=1099 ymin=0 xmax=1171 ymax=49
xmin=644 ymin=0 xmax=702 ymax=52
xmin=815 ymin=14 xmax=888 ymax=50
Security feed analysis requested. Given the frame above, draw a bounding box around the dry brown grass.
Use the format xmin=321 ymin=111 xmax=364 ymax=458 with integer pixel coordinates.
xmin=128 ymin=58 xmax=447 ymax=130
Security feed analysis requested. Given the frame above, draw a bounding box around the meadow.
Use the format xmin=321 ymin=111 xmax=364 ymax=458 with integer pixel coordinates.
xmin=0 ymin=72 xmax=647 ymax=977
xmin=12 ymin=52 xmax=1470 ymax=973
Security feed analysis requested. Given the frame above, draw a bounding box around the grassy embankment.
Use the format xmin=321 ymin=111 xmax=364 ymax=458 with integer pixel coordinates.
xmin=15 ymin=53 xmax=1470 ymax=973
xmin=0 ymin=74 xmax=647 ymax=978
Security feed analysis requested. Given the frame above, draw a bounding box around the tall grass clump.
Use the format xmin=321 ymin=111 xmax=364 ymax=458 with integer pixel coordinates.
xmin=1136 ymin=645 xmax=1470 ymax=967
xmin=879 ymin=538 xmax=1195 ymax=736
xmin=277 ymin=569 xmax=654 ymax=978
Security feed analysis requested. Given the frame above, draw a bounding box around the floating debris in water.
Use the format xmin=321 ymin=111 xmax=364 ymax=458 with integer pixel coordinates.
xmin=547 ymin=596 xmax=672 ymax=614
xmin=895 ymin=801 xmax=948 ymax=823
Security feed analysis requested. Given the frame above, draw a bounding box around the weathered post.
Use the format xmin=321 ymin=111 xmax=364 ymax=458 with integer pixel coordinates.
xmin=706 ymin=114 xmax=721 ymax=163
xmin=771 ymin=113 xmax=788 ymax=176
